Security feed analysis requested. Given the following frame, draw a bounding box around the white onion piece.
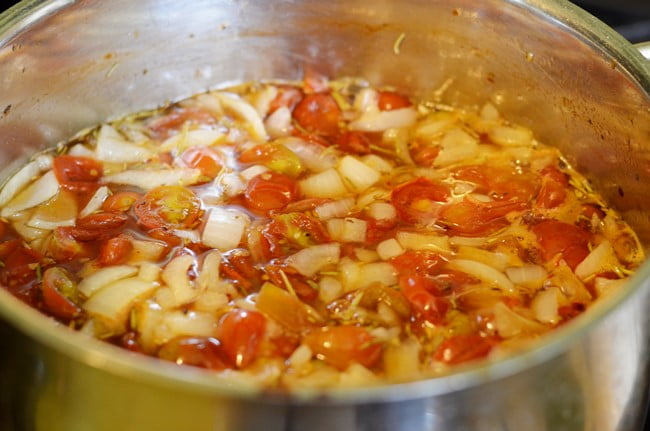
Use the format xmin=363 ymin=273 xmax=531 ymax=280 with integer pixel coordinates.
xmin=12 ymin=221 xmax=48 ymax=241
xmin=128 ymin=239 xmax=167 ymax=264
xmin=338 ymin=156 xmax=381 ymax=192
xmin=353 ymin=88 xmax=379 ymax=112
xmin=79 ymin=186 xmax=110 ymax=218
xmin=488 ymin=125 xmax=533 ymax=147
xmin=349 ymin=107 xmax=417 ymax=132
xmin=361 ymin=154 xmax=393 ymax=174
xmin=215 ymin=171 xmax=246 ymax=198
xmin=327 ymin=218 xmax=367 ymax=243
xmin=171 ymin=229 xmax=201 ymax=243
xmin=288 ymin=344 xmax=313 ymax=370
xmin=162 ymin=254 xmax=198 ymax=306
xmin=96 ymin=124 xmax=152 ymax=163
xmin=574 ymin=240 xmax=619 ymax=280
xmin=282 ymin=137 xmax=337 ymax=172
xmin=531 ymin=287 xmax=560 ymax=324
xmin=1 ymin=170 xmax=59 ymax=217
xmin=318 ymin=276 xmax=343 ymax=303
xmin=161 ymin=129 xmax=224 ymax=151
xmin=240 ymin=165 xmax=269 ymax=182
xmin=214 ymin=92 xmax=268 ymax=141
xmin=27 ymin=189 xmax=78 ymax=230
xmin=367 ymin=202 xmax=397 ymax=222
xmin=396 ymin=231 xmax=450 ymax=253
xmin=154 ymin=310 xmax=218 ymax=345
xmin=103 ymin=168 xmax=202 ymax=190
xmin=196 ymin=250 xmax=222 ymax=292
xmin=68 ymin=143 xmax=96 ymax=157
xmin=0 ymin=160 xmax=44 ymax=207
xmin=35 ymin=154 xmax=54 ymax=171
xmin=83 ymin=277 xmax=158 ymax=329
xmin=78 ymin=265 xmax=139 ymax=297
xmin=201 ymin=207 xmax=250 ymax=251
xmin=356 ymin=188 xmax=390 ymax=209
xmin=506 ymin=264 xmax=547 ymax=287
xmin=264 ymin=106 xmax=293 ymax=138
xmin=377 ymin=238 xmax=404 ymax=260
xmin=299 ymin=169 xmax=348 ymax=199
xmin=253 ymin=85 xmax=278 ymax=118
xmin=434 ymin=128 xmax=478 ymax=167
xmin=138 ymin=262 xmax=162 ymax=282
xmin=455 ymin=246 xmax=509 ymax=272
xmin=594 ymin=277 xmax=627 ymax=298
xmin=286 ymin=243 xmax=341 ymax=277
xmin=449 ymin=236 xmax=489 ymax=247
xmin=357 ymin=262 xmax=398 ymax=289
xmin=315 ymin=197 xmax=355 ymax=220
xmin=447 ymin=259 xmax=515 ymax=293
xmin=355 ymin=248 xmax=379 ymax=263
xmin=384 ymin=339 xmax=421 ymax=381
xmin=493 ymin=302 xmax=545 ymax=338
xmin=414 ymin=112 xmax=456 ymax=140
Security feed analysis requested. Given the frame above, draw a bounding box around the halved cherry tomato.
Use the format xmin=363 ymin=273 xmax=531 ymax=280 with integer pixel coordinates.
xmin=53 ymin=155 xmax=103 ymax=193
xmin=336 ymin=131 xmax=371 ymax=155
xmin=48 ymin=228 xmax=92 ymax=262
xmin=181 ymin=146 xmax=223 ymax=178
xmin=536 ymin=166 xmax=568 ymax=209
xmin=412 ymin=145 xmax=440 ymax=167
xmin=63 ymin=212 xmax=129 ymax=241
xmin=303 ymin=326 xmax=382 ymax=370
xmin=148 ymin=107 xmax=215 ymax=139
xmin=245 ymin=172 xmax=297 ymax=214
xmin=265 ymin=263 xmax=317 ymax=301
xmin=433 ymin=334 xmax=498 ymax=365
xmin=531 ymin=220 xmax=590 ymax=269
xmin=377 ymin=91 xmax=412 ymax=111
xmin=399 ymin=274 xmax=449 ymax=324
xmin=261 ymin=213 xmax=329 ymax=258
xmin=219 ymin=250 xmax=263 ymax=293
xmin=134 ymin=185 xmax=202 ymax=231
xmin=98 ymin=235 xmax=133 ymax=266
xmin=102 ymin=192 xmax=142 ymax=213
xmin=158 ymin=336 xmax=228 ymax=370
xmin=41 ymin=266 xmax=82 ymax=321
xmin=391 ymin=251 xmax=443 ymax=276
xmin=238 ymin=143 xmax=302 ymax=177
xmin=303 ymin=69 xmax=330 ymax=93
xmin=453 ymin=164 xmax=538 ymax=203
xmin=218 ymin=309 xmax=266 ymax=369
xmin=293 ymin=93 xmax=341 ymax=137
xmin=268 ymin=86 xmax=303 ymax=114
xmin=439 ymin=197 xmax=527 ymax=236
xmin=391 ymin=177 xmax=450 ymax=224
xmin=0 ymin=240 xmax=42 ymax=286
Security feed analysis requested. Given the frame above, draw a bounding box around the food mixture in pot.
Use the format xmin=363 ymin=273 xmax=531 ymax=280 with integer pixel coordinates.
xmin=0 ymin=76 xmax=643 ymax=388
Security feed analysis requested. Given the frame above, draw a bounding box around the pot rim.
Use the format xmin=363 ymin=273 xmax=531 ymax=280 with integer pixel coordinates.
xmin=0 ymin=0 xmax=649 ymax=404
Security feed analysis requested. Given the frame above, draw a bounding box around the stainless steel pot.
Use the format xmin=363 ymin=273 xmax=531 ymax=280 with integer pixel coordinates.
xmin=0 ymin=1 xmax=649 ymax=430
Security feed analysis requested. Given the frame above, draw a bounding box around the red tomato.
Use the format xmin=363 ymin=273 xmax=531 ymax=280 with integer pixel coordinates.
xmin=271 ymin=334 xmax=301 ymax=359
xmin=531 ymin=220 xmax=590 ymax=269
xmin=336 ymin=131 xmax=371 ymax=155
xmin=148 ymin=107 xmax=215 ymax=139
xmin=158 ymin=336 xmax=228 ymax=370
xmin=134 ymin=185 xmax=202 ymax=231
xmin=261 ymin=213 xmax=329 ymax=258
xmin=282 ymin=198 xmax=330 ymax=213
xmin=145 ymin=227 xmax=183 ymax=247
xmin=391 ymin=251 xmax=443 ymax=276
xmin=303 ymin=70 xmax=330 ymax=93
xmin=363 ymin=218 xmax=397 ymax=245
xmin=412 ymin=146 xmax=440 ymax=167
xmin=268 ymin=86 xmax=303 ymax=114
xmin=181 ymin=146 xmax=223 ymax=178
xmin=292 ymin=93 xmax=341 ymax=137
xmin=117 ymin=332 xmax=143 ymax=353
xmin=219 ymin=250 xmax=263 ymax=293
xmin=399 ymin=274 xmax=450 ymax=324
xmin=434 ymin=334 xmax=498 ymax=365
xmin=264 ymin=263 xmax=318 ymax=301
xmin=63 ymin=212 xmax=129 ymax=241
xmin=439 ymin=197 xmax=527 ymax=236
xmin=218 ymin=309 xmax=266 ymax=369
xmin=245 ymin=172 xmax=297 ymax=214
xmin=303 ymin=326 xmax=382 ymax=370
xmin=41 ymin=267 xmax=82 ymax=321
xmin=48 ymin=228 xmax=92 ymax=262
xmin=98 ymin=236 xmax=133 ymax=266
xmin=377 ymin=91 xmax=412 ymax=111
xmin=0 ymin=240 xmax=42 ymax=286
xmin=53 ymin=155 xmax=103 ymax=193
xmin=453 ymin=164 xmax=538 ymax=203
xmin=535 ymin=166 xmax=568 ymax=209
xmin=102 ymin=192 xmax=142 ymax=213
xmin=391 ymin=177 xmax=450 ymax=224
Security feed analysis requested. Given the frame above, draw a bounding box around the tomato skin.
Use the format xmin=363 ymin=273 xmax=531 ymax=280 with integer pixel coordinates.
xmin=134 ymin=185 xmax=202 ymax=231
xmin=536 ymin=166 xmax=568 ymax=209
xmin=412 ymin=146 xmax=440 ymax=167
xmin=102 ymin=192 xmax=142 ymax=213
xmin=41 ymin=267 xmax=82 ymax=320
xmin=377 ymin=91 xmax=411 ymax=111
xmin=98 ymin=236 xmax=133 ymax=266
xmin=531 ymin=220 xmax=590 ymax=269
xmin=439 ymin=197 xmax=527 ymax=236
xmin=434 ymin=334 xmax=498 ymax=365
xmin=292 ymin=93 xmax=341 ymax=137
xmin=158 ymin=336 xmax=228 ymax=371
xmin=0 ymin=240 xmax=42 ymax=286
xmin=399 ymin=275 xmax=449 ymax=324
xmin=268 ymin=86 xmax=303 ymax=114
xmin=53 ymin=155 xmax=103 ymax=193
xmin=391 ymin=251 xmax=443 ymax=276
xmin=63 ymin=212 xmax=129 ymax=241
xmin=218 ymin=309 xmax=266 ymax=369
xmin=304 ymin=326 xmax=382 ymax=370
xmin=245 ymin=172 xmax=297 ymax=214
xmin=265 ymin=263 xmax=318 ymax=301
xmin=391 ymin=177 xmax=450 ymax=224
xmin=219 ymin=250 xmax=263 ymax=293
xmin=181 ymin=146 xmax=223 ymax=178
xmin=336 ymin=131 xmax=372 ymax=155
xmin=453 ymin=164 xmax=538 ymax=203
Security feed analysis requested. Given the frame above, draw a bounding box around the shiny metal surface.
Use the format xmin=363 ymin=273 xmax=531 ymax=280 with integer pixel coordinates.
xmin=0 ymin=0 xmax=649 ymax=430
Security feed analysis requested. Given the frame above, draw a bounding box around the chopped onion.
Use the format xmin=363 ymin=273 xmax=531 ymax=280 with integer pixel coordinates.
xmin=339 ymin=256 xmax=361 ymax=291
xmin=282 ymin=137 xmax=337 ymax=172
xmin=383 ymin=339 xmax=421 ymax=381
xmin=356 ymin=188 xmax=390 ymax=209
xmin=384 ymin=127 xmax=414 ymax=165
xmin=138 ymin=262 xmax=162 ymax=282
xmin=447 ymin=259 xmax=515 ymax=292
xmin=160 ymin=129 xmax=224 ymax=151
xmin=357 ymin=262 xmax=398 ymax=289
xmin=240 ymin=165 xmax=269 ymax=182
xmin=1 ymin=170 xmax=59 ymax=218
xmin=286 ymin=243 xmax=341 ymax=277
xmin=252 ymin=85 xmax=279 ymax=118
xmin=288 ymin=344 xmax=313 ymax=370
xmin=488 ymin=125 xmax=533 ymax=147
xmin=79 ymin=186 xmax=110 ymax=218
xmin=353 ymin=88 xmax=379 ymax=112
xmin=215 ymin=171 xmax=246 ymax=198
xmin=214 ymin=92 xmax=268 ymax=141
xmin=349 ymin=107 xmax=417 ymax=132
xmin=103 ymin=168 xmax=202 ymax=190
xmin=315 ymin=197 xmax=355 ymax=220
xmin=377 ymin=238 xmax=405 ymax=260
xmin=493 ymin=302 xmax=545 ymax=338
xmin=78 ymin=265 xmax=139 ymax=297
xmin=531 ymin=287 xmax=560 ymax=324
xmin=96 ymin=124 xmax=153 ymax=163
xmin=264 ymin=106 xmax=293 ymax=138
xmin=506 ymin=264 xmax=547 ymax=288
xmin=201 ymin=207 xmax=250 ymax=251
xmin=594 ymin=277 xmax=627 ymax=298
xmin=162 ymin=254 xmax=198 ymax=306
xmin=256 ymin=282 xmax=323 ymax=329
xmin=449 ymin=236 xmax=489 ymax=247
xmin=361 ymin=154 xmax=393 ymax=174
xmin=414 ymin=111 xmax=456 ymax=140
xmin=574 ymin=240 xmax=619 ymax=280
xmin=367 ymin=202 xmax=397 ymax=222
xmin=337 ymin=155 xmax=381 ymax=192
xmin=0 ymin=156 xmax=52 ymax=207
xmin=549 ymin=263 xmax=592 ymax=303
xmin=27 ymin=189 xmax=78 ymax=230
xmin=299 ymin=168 xmax=348 ymax=199
xmin=396 ymin=231 xmax=450 ymax=253
xmin=455 ymin=246 xmax=509 ymax=272
xmin=128 ymin=239 xmax=167 ymax=264
xmin=318 ymin=276 xmax=343 ymax=303
xmin=355 ymin=248 xmax=379 ymax=263
xmin=154 ymin=310 xmax=218 ymax=345
xmin=434 ymin=128 xmax=478 ymax=167
xmin=327 ymin=218 xmax=367 ymax=243
xmin=196 ymin=250 xmax=222 ymax=291
xmin=171 ymin=229 xmax=201 ymax=243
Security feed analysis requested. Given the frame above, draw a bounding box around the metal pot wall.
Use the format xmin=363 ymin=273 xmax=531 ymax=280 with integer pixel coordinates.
xmin=0 ymin=1 xmax=649 ymax=430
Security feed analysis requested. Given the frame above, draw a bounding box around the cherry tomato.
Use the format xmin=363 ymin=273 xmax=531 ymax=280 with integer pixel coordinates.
xmin=391 ymin=250 xmax=443 ymax=276
xmin=134 ymin=185 xmax=202 ymax=231
xmin=265 ymin=263 xmax=317 ymax=301
xmin=268 ymin=86 xmax=303 ymax=114
xmin=439 ymin=197 xmax=527 ymax=236
xmin=271 ymin=334 xmax=301 ymax=359
xmin=261 ymin=213 xmax=329 ymax=258
xmin=219 ymin=250 xmax=263 ymax=293
xmin=433 ymin=334 xmax=498 ymax=365
xmin=181 ymin=146 xmax=223 ymax=178
xmin=238 ymin=143 xmax=302 ymax=177
xmin=303 ymin=70 xmax=330 ymax=93
xmin=41 ymin=267 xmax=82 ymax=321
xmin=53 ymin=155 xmax=103 ymax=193
xmin=453 ymin=164 xmax=538 ymax=203
xmin=293 ymin=93 xmax=341 ymax=137
xmin=218 ymin=309 xmax=266 ymax=369
xmin=48 ymin=228 xmax=92 ymax=262
xmin=0 ymin=240 xmax=42 ymax=286
xmin=116 ymin=331 xmax=143 ymax=353
xmin=336 ymin=131 xmax=371 ymax=155
xmin=531 ymin=220 xmax=590 ymax=269
xmin=148 ymin=107 xmax=215 ymax=139
xmin=63 ymin=212 xmax=129 ymax=241
xmin=391 ymin=177 xmax=450 ymax=224
xmin=245 ymin=172 xmax=297 ymax=214
xmin=303 ymin=326 xmax=382 ymax=370
xmin=158 ymin=336 xmax=228 ymax=370
xmin=102 ymin=192 xmax=142 ymax=213
xmin=399 ymin=274 xmax=449 ymax=324
xmin=363 ymin=217 xmax=397 ymax=245
xmin=98 ymin=235 xmax=133 ymax=266
xmin=536 ymin=166 xmax=568 ymax=209
xmin=412 ymin=145 xmax=440 ymax=167
xmin=377 ymin=91 xmax=412 ymax=111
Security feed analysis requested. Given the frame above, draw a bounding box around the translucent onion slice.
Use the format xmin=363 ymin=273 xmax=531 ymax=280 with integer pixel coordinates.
xmin=1 ymin=170 xmax=59 ymax=218
xmin=455 ymin=246 xmax=510 ymax=272
xmin=383 ymin=339 xmax=421 ymax=381
xmin=103 ymin=168 xmax=202 ymax=190
xmin=488 ymin=125 xmax=533 ymax=147
xmin=96 ymin=124 xmax=153 ymax=163
xmin=505 ymin=264 xmax=547 ymax=288
xmin=161 ymin=254 xmax=198 ymax=306
xmin=299 ymin=169 xmax=348 ymax=199
xmin=361 ymin=154 xmax=393 ymax=174
xmin=264 ymin=106 xmax=293 ymax=138
xmin=337 ymin=156 xmax=381 ymax=192
xmin=357 ymin=262 xmax=398 ymax=289
xmin=349 ymin=107 xmax=417 ymax=132
xmin=201 ymin=207 xmax=250 ymax=251
xmin=286 ymin=243 xmax=341 ymax=277
xmin=377 ymin=238 xmax=405 ymax=260
xmin=0 ymin=155 xmax=53 ymax=207
xmin=282 ymin=137 xmax=337 ymax=172
xmin=447 ymin=259 xmax=515 ymax=293
xmin=531 ymin=287 xmax=560 ymax=324
xmin=574 ymin=240 xmax=619 ymax=280
xmin=493 ymin=302 xmax=546 ymax=338
xmin=79 ymin=186 xmax=110 ymax=218
xmin=315 ymin=198 xmax=355 ymax=220
xmin=434 ymin=128 xmax=479 ymax=167
xmin=196 ymin=250 xmax=222 ymax=292
xmin=367 ymin=202 xmax=397 ymax=222
xmin=396 ymin=231 xmax=450 ymax=253
xmin=27 ymin=189 xmax=78 ymax=230
xmin=256 ymin=282 xmax=323 ymax=329
xmin=214 ymin=92 xmax=268 ymax=141
xmin=327 ymin=218 xmax=367 ymax=243
xmin=78 ymin=265 xmax=139 ymax=297
xmin=160 ymin=129 xmax=224 ymax=151
xmin=154 ymin=310 xmax=218 ymax=345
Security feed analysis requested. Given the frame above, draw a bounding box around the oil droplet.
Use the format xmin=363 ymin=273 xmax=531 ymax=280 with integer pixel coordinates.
xmin=525 ymin=52 xmax=534 ymax=62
